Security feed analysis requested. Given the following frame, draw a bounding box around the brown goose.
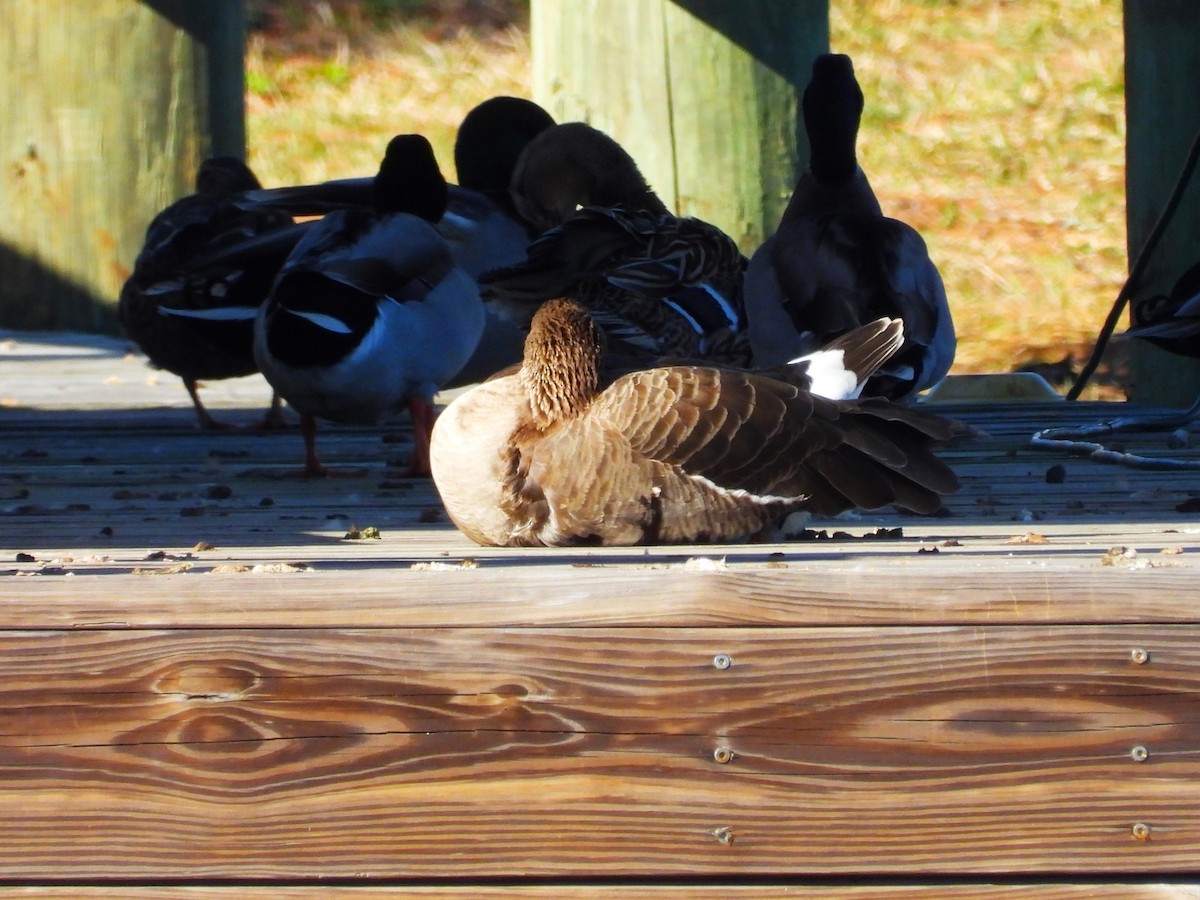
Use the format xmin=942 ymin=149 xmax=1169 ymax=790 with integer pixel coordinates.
xmin=430 ymin=298 xmax=966 ymax=547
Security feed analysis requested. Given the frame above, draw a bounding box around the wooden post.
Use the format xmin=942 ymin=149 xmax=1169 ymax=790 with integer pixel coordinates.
xmin=1123 ymin=0 xmax=1200 ymax=405
xmin=0 ymin=0 xmax=245 ymax=334
xmin=531 ymin=0 xmax=828 ymax=253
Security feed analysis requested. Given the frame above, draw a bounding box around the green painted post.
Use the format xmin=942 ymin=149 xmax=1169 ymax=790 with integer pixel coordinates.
xmin=531 ymin=0 xmax=828 ymax=252
xmin=1123 ymin=0 xmax=1200 ymax=405
xmin=0 ymin=0 xmax=245 ymax=333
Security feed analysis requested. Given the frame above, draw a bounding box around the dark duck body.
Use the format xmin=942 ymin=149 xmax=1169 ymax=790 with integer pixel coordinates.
xmin=494 ymin=122 xmax=753 ymax=366
xmin=480 ymin=203 xmax=749 ymax=367
xmin=255 ymin=135 xmax=485 ymax=476
xmin=744 ymin=53 xmax=956 ymax=401
xmin=119 ymin=157 xmax=303 ymax=428
xmin=233 ymin=97 xmax=555 ymax=387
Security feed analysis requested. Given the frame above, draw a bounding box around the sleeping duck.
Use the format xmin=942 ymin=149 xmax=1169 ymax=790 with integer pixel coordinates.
xmin=119 ymin=157 xmax=305 ymax=429
xmin=235 ymin=96 xmax=554 ymax=386
xmin=498 ymin=122 xmax=755 ymax=367
xmin=254 ymin=134 xmax=485 ymax=477
xmin=430 ymin=298 xmax=964 ymax=547
xmin=480 ymin=204 xmax=750 ymax=367
xmin=507 ymin=121 xmax=670 ymax=234
xmin=443 ymin=95 xmax=557 ymax=276
xmin=442 ymin=97 xmax=558 ymax=384
xmin=744 ymin=53 xmax=956 ymax=401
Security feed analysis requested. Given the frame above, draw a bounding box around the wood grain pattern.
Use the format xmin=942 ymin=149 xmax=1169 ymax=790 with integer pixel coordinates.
xmin=5 ymin=887 xmax=1200 ymax=899
xmin=4 ymin=346 xmax=1200 ymax=889
xmin=3 ymin=560 xmax=1200 ymax=629
xmin=0 ymin=626 xmax=1197 ymax=878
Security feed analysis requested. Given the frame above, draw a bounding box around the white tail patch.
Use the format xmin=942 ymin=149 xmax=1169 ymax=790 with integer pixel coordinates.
xmin=789 ymin=347 xmax=861 ymax=400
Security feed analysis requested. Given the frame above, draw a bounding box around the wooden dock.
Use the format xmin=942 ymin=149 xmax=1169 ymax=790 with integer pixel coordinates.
xmin=2 ymin=330 xmax=1200 ymax=897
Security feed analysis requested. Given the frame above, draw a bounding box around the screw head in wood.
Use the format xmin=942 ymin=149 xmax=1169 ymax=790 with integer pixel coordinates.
xmin=713 ymin=746 xmax=735 ymax=764
xmin=1132 ymin=822 xmax=1151 ymax=841
xmin=713 ymin=653 xmax=732 ymax=670
xmin=1130 ymin=745 xmax=1149 ymax=762
xmin=1130 ymin=648 xmax=1150 ymax=665
xmin=712 ymin=826 xmax=734 ymax=845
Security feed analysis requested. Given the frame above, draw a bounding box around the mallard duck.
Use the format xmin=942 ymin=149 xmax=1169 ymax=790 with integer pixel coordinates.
xmin=440 ymin=97 xmax=558 ymax=384
xmin=480 ymin=204 xmax=750 ymax=367
xmin=744 ymin=53 xmax=956 ymax=401
xmin=507 ymin=121 xmax=670 ymax=234
xmin=254 ymin=134 xmax=485 ymax=477
xmin=443 ymin=95 xmax=557 ymax=276
xmin=430 ymin=298 xmax=964 ymax=547
xmin=235 ymin=97 xmax=555 ymax=386
xmin=119 ymin=157 xmax=304 ymax=429
xmin=1125 ymin=260 xmax=1200 ymax=358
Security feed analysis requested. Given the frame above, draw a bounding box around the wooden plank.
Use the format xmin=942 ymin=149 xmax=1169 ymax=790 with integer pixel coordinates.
xmin=1123 ymin=0 xmax=1200 ymax=405
xmin=0 ymin=625 xmax=1197 ymax=879
xmin=3 ymin=398 xmax=1199 ymax=628
xmin=6 ymin=886 xmax=1200 ymax=898
xmin=3 ymin=886 xmax=1199 ymax=899
xmin=3 ymin=559 xmax=1200 ymax=629
xmin=2 ymin=357 xmax=1199 ymax=630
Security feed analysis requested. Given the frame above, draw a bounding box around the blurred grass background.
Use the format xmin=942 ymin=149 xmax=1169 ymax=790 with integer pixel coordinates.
xmin=245 ymin=0 xmax=1128 ymax=395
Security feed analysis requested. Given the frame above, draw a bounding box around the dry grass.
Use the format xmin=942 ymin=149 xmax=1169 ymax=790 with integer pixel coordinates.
xmin=247 ymin=0 xmax=1128 ymax=395
xmin=246 ymin=1 xmax=530 ymax=183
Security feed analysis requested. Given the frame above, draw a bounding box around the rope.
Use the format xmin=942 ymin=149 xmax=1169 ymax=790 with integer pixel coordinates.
xmin=1030 ymin=394 xmax=1200 ymax=469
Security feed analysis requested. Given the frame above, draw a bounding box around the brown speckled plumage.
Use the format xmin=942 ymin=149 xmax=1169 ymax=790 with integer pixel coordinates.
xmin=431 ymin=299 xmax=966 ymax=547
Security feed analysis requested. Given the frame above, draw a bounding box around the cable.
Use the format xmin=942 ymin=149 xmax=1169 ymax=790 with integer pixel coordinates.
xmin=1066 ymin=126 xmax=1200 ymax=401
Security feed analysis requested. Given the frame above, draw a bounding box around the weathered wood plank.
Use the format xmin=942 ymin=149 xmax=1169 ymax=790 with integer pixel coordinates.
xmin=2 ymin=558 xmax=1200 ymax=628
xmin=4 ymin=886 xmax=1200 ymax=899
xmin=0 ymin=626 xmax=1196 ymax=878
xmin=3 ymin=370 xmax=1199 ymax=629
xmin=7 ymin=886 xmax=1200 ymax=898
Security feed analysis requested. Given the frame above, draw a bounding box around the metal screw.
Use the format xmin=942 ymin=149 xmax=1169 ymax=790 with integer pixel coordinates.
xmin=712 ymin=826 xmax=734 ymax=845
xmin=1131 ymin=648 xmax=1150 ymax=665
xmin=713 ymin=746 xmax=735 ymax=764
xmin=1132 ymin=822 xmax=1151 ymax=841
xmin=1131 ymin=745 xmax=1149 ymax=762
xmin=713 ymin=653 xmax=732 ymax=670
